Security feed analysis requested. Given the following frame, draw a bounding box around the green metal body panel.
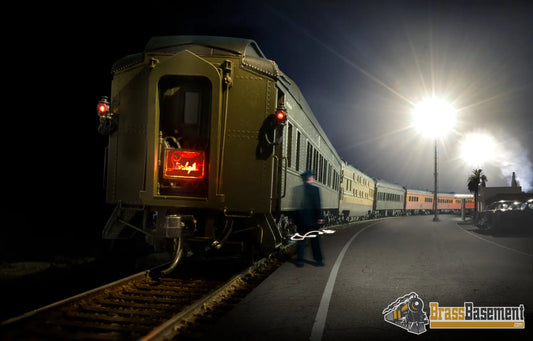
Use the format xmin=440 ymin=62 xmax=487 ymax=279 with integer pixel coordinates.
xmin=107 ymin=45 xmax=279 ymax=215
xmin=107 ymin=64 xmax=150 ymax=206
xmin=140 ymin=50 xmax=224 ymax=209
xmin=102 ymin=36 xmax=367 ymax=249
xmin=103 ymin=36 xmax=285 ymax=248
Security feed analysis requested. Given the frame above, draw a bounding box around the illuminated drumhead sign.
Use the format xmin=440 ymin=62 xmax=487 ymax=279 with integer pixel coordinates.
xmin=164 ymin=150 xmax=205 ymax=179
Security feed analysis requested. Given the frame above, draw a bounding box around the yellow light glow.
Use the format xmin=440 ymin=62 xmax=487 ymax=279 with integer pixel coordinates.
xmin=412 ymin=97 xmax=456 ymax=138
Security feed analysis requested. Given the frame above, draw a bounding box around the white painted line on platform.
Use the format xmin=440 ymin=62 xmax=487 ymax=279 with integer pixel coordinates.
xmin=456 ymin=223 xmax=532 ymax=257
xmin=310 ymin=221 xmax=380 ymax=341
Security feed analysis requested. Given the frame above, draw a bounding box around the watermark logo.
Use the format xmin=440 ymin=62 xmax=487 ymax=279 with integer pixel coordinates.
xmin=429 ymin=302 xmax=525 ymax=329
xmin=382 ymin=292 xmax=429 ymax=335
xmin=384 ymin=294 xmax=526 ymax=335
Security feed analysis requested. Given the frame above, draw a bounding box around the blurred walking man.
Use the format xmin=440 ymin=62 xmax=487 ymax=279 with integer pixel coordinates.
xmin=295 ymin=170 xmax=324 ymax=267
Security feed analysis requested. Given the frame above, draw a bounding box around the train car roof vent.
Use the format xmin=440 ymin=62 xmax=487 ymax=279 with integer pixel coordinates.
xmin=242 ymin=57 xmax=280 ymax=79
xmin=111 ymin=53 xmax=144 ymax=74
xmin=145 ymin=35 xmax=266 ymax=58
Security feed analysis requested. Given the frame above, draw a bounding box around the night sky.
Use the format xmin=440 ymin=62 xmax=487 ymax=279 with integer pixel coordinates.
xmin=87 ymin=0 xmax=533 ymax=193
xmin=10 ymin=0 xmax=531 ymax=241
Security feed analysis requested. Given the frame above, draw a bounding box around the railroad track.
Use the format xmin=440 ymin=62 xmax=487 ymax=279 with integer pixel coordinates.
xmin=0 ymin=254 xmax=287 ymax=340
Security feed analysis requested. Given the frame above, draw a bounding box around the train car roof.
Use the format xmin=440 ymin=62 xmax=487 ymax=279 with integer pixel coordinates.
xmin=145 ymin=35 xmax=266 ymax=58
xmin=112 ymin=35 xmax=278 ymax=77
xmin=278 ymin=73 xmax=343 ymax=166
xmin=406 ymin=188 xmax=433 ymax=195
xmin=454 ymin=193 xmax=474 ymax=198
xmin=373 ymin=178 xmax=406 ymax=190
xmin=438 ymin=192 xmax=456 ymax=197
xmin=341 ymin=161 xmax=374 ymax=182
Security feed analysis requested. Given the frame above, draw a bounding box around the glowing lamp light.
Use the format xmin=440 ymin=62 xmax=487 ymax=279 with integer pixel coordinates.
xmin=164 ymin=150 xmax=205 ymax=179
xmin=97 ymin=96 xmax=110 ymax=117
xmin=412 ymin=96 xmax=456 ymax=222
xmin=275 ymin=109 xmax=287 ymax=124
xmin=97 ymin=103 xmax=108 ymax=114
xmin=412 ymin=97 xmax=456 ymax=138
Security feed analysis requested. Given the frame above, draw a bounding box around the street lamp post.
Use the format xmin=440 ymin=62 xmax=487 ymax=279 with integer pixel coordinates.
xmin=433 ymin=139 xmax=439 ymax=221
xmin=412 ymin=97 xmax=456 ymax=222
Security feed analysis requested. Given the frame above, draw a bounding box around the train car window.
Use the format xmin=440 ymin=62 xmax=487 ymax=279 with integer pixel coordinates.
xmin=319 ymin=156 xmax=322 ymax=182
xmin=157 ymin=76 xmax=211 ymax=197
xmin=318 ymin=155 xmax=322 ymax=183
xmin=184 ymin=91 xmax=200 ymax=125
xmin=296 ymin=131 xmax=301 ymax=171
xmin=313 ymin=150 xmax=318 ymax=180
xmin=324 ymin=160 xmax=327 ymax=185
xmin=319 ymin=155 xmax=323 ymax=183
xmin=306 ymin=142 xmax=312 ymax=171
xmin=287 ymin=123 xmax=293 ymax=168
xmin=159 ymin=76 xmax=211 ymax=150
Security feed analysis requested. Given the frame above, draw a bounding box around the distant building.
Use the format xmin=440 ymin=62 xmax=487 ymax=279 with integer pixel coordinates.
xmin=478 ymin=172 xmax=532 ymax=210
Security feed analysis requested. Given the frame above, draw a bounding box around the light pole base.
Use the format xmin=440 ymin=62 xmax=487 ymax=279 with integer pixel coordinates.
xmin=433 ymin=216 xmax=439 ymax=222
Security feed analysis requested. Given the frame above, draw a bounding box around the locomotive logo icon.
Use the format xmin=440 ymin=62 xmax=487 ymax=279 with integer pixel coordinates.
xmin=382 ymin=292 xmax=429 ymax=335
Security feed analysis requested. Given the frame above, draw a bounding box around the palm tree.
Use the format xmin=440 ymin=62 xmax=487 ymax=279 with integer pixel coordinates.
xmin=467 ymin=169 xmax=488 ymax=217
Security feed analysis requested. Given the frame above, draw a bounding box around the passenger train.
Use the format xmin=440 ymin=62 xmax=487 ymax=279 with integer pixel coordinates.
xmin=97 ymin=36 xmax=473 ymax=273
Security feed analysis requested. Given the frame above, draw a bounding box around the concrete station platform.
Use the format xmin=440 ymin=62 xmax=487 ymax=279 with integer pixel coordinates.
xmin=202 ymin=216 xmax=533 ymax=340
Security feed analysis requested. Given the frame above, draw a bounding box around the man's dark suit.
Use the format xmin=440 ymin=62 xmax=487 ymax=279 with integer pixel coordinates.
xmin=296 ymin=182 xmax=324 ymax=266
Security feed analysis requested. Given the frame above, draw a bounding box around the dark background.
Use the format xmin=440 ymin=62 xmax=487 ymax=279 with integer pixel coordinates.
xmin=4 ymin=0 xmax=532 ymax=257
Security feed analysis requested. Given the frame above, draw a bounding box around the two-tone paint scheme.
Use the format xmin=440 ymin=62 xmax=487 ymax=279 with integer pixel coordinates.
xmin=405 ymin=189 xmax=433 ymax=215
xmin=339 ymin=161 xmax=375 ymax=221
